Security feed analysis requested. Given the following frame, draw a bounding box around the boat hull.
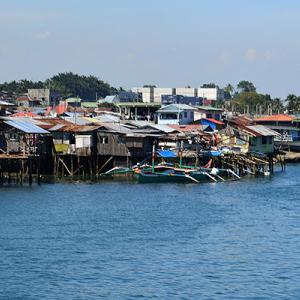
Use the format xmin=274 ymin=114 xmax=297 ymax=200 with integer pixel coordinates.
xmin=137 ymin=172 xmax=193 ymax=183
xmin=189 ymin=172 xmax=211 ymax=181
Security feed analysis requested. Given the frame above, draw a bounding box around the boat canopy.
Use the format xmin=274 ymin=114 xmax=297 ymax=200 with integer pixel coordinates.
xmin=157 ymin=149 xmax=177 ymax=158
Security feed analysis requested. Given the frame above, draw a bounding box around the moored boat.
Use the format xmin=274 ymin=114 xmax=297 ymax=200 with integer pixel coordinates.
xmin=137 ymin=168 xmax=198 ymax=183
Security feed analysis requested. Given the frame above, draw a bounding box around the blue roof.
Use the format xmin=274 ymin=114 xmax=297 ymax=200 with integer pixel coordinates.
xmin=209 ymin=150 xmax=222 ymax=157
xmin=157 ymin=149 xmax=177 ymax=158
xmin=4 ymin=119 xmax=49 ymax=134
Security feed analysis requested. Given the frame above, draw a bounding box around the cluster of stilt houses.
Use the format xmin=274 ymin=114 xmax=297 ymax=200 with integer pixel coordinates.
xmin=0 ymin=101 xmax=291 ymax=185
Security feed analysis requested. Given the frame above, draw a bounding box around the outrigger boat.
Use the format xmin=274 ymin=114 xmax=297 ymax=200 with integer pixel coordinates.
xmin=135 ymin=145 xmax=240 ymax=184
xmin=137 ymin=168 xmax=199 ymax=184
xmin=101 ymin=144 xmax=240 ymax=184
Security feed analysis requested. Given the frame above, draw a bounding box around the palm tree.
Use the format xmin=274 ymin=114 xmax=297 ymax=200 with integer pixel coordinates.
xmin=286 ymin=94 xmax=299 ymax=113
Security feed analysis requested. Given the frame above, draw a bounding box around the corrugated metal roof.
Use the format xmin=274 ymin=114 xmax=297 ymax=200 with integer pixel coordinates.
xmin=48 ymin=124 xmax=66 ymax=131
xmin=13 ymin=117 xmax=50 ymax=126
xmin=75 ymin=125 xmax=101 ymax=132
xmin=93 ymin=114 xmax=121 ymax=123
xmin=4 ymin=119 xmax=49 ymax=134
xmin=169 ymin=124 xmax=212 ymax=133
xmin=50 ymin=124 xmax=100 ymax=133
xmin=246 ymin=125 xmax=280 ymax=137
xmin=98 ymin=123 xmax=132 ymax=134
xmin=126 ymin=120 xmax=152 ymax=128
xmin=64 ymin=117 xmax=92 ymax=125
xmin=267 ymin=125 xmax=300 ymax=131
xmin=0 ymin=100 xmax=14 ymax=106
xmin=157 ymin=104 xmax=196 ymax=113
xmin=146 ymin=124 xmax=178 ymax=133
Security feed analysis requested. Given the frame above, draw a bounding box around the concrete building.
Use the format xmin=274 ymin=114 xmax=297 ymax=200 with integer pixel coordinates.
xmin=175 ymin=87 xmax=197 ymax=97
xmin=198 ymin=87 xmax=224 ymax=104
xmin=132 ymin=86 xmax=224 ymax=104
xmin=131 ymin=87 xmax=154 ymax=103
xmin=194 ymin=106 xmax=224 ymax=121
xmin=16 ymin=95 xmax=41 ymax=108
xmin=156 ymin=104 xmax=196 ymax=125
xmin=27 ymin=89 xmax=60 ymax=106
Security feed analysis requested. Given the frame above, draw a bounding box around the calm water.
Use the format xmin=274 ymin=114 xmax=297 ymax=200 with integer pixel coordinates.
xmin=1 ymin=166 xmax=300 ymax=299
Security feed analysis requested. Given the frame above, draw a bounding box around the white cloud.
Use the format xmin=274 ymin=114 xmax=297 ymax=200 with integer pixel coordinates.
xmin=245 ymin=48 xmax=258 ymax=61
xmin=32 ymin=31 xmax=52 ymax=41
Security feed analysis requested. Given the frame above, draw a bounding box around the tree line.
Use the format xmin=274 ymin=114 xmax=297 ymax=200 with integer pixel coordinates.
xmin=1 ymin=74 xmax=300 ymax=114
xmin=0 ymin=72 xmax=118 ymax=101
xmin=215 ymin=80 xmax=300 ymax=115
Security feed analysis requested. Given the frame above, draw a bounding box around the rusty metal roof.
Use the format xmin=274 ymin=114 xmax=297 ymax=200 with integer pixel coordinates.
xmin=50 ymin=124 xmax=101 ymax=133
xmin=245 ymin=125 xmax=280 ymax=137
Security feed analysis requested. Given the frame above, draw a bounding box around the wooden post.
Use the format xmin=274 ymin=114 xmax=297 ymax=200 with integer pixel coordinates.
xmin=71 ymin=156 xmax=74 ymax=177
xmin=37 ymin=156 xmax=41 ymax=185
xmin=29 ymin=157 xmax=33 ymax=186
xmin=179 ymin=140 xmax=183 ymax=168
xmin=152 ymin=143 xmax=155 ymax=173
xmin=8 ymin=159 xmax=11 ymax=185
xmin=20 ymin=159 xmax=23 ymax=185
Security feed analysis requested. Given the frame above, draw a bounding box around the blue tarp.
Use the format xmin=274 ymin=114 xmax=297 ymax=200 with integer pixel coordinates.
xmin=209 ymin=150 xmax=222 ymax=157
xmin=157 ymin=149 xmax=177 ymax=158
xmin=201 ymin=150 xmax=222 ymax=157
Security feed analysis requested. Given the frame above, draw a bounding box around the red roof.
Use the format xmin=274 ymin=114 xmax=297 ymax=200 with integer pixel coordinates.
xmin=255 ymin=114 xmax=294 ymax=122
xmin=203 ymin=118 xmax=224 ymax=125
xmin=11 ymin=111 xmax=39 ymax=117
xmin=16 ymin=96 xmax=31 ymax=102
xmin=55 ymin=102 xmax=68 ymax=115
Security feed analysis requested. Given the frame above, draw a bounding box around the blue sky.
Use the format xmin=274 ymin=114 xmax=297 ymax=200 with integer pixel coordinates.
xmin=1 ymin=0 xmax=300 ymax=97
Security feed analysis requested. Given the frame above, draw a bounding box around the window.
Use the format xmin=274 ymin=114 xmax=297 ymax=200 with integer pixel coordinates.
xmin=160 ymin=113 xmax=178 ymax=120
xmin=262 ymin=136 xmax=267 ymax=145
xmin=100 ymin=136 xmax=108 ymax=144
xmin=184 ymin=112 xmax=188 ymax=118
xmin=249 ymin=137 xmax=257 ymax=146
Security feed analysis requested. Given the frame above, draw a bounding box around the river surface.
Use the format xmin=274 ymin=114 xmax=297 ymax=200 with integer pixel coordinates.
xmin=1 ymin=165 xmax=300 ymax=299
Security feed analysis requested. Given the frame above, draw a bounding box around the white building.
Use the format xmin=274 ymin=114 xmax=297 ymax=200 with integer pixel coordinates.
xmin=156 ymin=104 xmax=196 ymax=125
xmin=131 ymin=87 xmax=173 ymax=103
xmin=132 ymin=86 xmax=224 ymax=103
xmin=198 ymin=87 xmax=224 ymax=101
xmin=175 ymin=87 xmax=197 ymax=97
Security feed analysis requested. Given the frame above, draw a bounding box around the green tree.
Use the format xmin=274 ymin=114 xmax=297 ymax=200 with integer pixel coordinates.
xmin=231 ymin=92 xmax=264 ymax=114
xmin=286 ymin=94 xmax=300 ymax=113
xmin=46 ymin=72 xmax=118 ymax=100
xmin=0 ymin=79 xmax=44 ymax=96
xmin=201 ymin=83 xmax=218 ymax=88
xmin=237 ymin=80 xmax=256 ymax=93
xmin=271 ymin=97 xmax=284 ymax=114
xmin=143 ymin=85 xmax=157 ymax=88
xmin=224 ymin=83 xmax=234 ymax=99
